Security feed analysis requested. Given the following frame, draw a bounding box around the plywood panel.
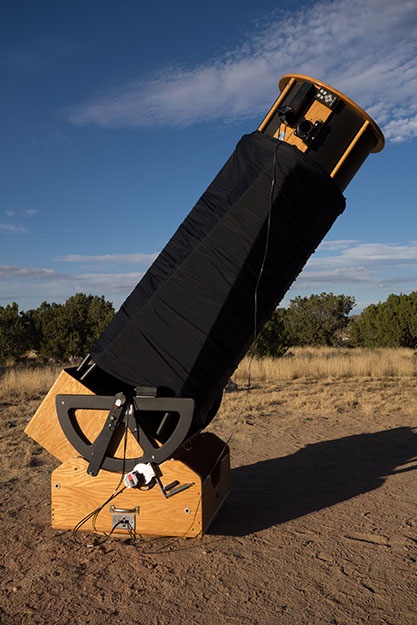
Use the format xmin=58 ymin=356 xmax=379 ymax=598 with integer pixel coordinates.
xmin=25 ymin=369 xmax=143 ymax=462
xmin=50 ymin=433 xmax=230 ymax=538
xmin=25 ymin=370 xmax=94 ymax=461
xmin=52 ymin=456 xmax=204 ymax=537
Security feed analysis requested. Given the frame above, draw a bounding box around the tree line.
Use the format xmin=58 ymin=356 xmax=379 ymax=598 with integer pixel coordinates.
xmin=251 ymin=291 xmax=417 ymax=357
xmin=0 ymin=293 xmax=114 ymax=363
xmin=2 ymin=291 xmax=417 ymax=364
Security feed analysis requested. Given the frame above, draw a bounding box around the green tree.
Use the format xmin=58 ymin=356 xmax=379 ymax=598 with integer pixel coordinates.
xmin=30 ymin=294 xmax=114 ymax=361
xmin=355 ymin=292 xmax=417 ymax=348
xmin=0 ymin=302 xmax=31 ymax=362
xmin=249 ymin=308 xmax=289 ymax=358
xmin=286 ymin=292 xmax=356 ymax=346
xmin=29 ymin=302 xmax=67 ymax=361
xmin=62 ymin=293 xmax=114 ymax=359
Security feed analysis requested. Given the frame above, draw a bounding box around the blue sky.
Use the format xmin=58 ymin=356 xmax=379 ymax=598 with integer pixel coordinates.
xmin=1 ymin=0 xmax=417 ymax=314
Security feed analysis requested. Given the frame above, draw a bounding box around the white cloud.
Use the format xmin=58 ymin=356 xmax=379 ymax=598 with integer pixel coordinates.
xmin=0 ymin=223 xmax=27 ymax=234
xmin=290 ymin=240 xmax=417 ymax=293
xmin=76 ymin=272 xmax=144 ymax=294
xmin=56 ymin=252 xmax=158 ymax=265
xmin=65 ymin=0 xmax=417 ymax=142
xmin=0 ymin=264 xmax=142 ymax=289
xmin=296 ymin=266 xmax=373 ymax=285
xmin=0 ymin=265 xmax=60 ymax=279
xmin=0 ymin=264 xmax=144 ymax=309
xmin=3 ymin=209 xmax=38 ymax=218
xmin=316 ymin=240 xmax=359 ymax=253
xmin=1 ymin=209 xmax=39 ymax=235
xmin=276 ymin=239 xmax=417 ymax=311
xmin=313 ymin=241 xmax=417 ymax=265
xmin=4 ymin=238 xmax=417 ymax=312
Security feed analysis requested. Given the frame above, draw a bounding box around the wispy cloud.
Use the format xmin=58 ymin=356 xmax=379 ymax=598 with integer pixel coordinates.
xmin=270 ymin=239 xmax=417 ymax=311
xmin=65 ymin=0 xmax=417 ymax=143
xmin=3 ymin=239 xmax=417 ymax=311
xmin=0 ymin=264 xmax=143 ymax=288
xmin=56 ymin=252 xmax=158 ymax=265
xmin=0 ymin=264 xmax=144 ymax=309
xmin=76 ymin=272 xmax=145 ymax=294
xmin=4 ymin=209 xmax=38 ymax=218
xmin=289 ymin=240 xmax=417 ymax=296
xmin=0 ymin=265 xmax=59 ymax=279
xmin=1 ymin=209 xmax=39 ymax=235
xmin=1 ymin=247 xmax=159 ymax=309
xmin=334 ymin=242 xmax=417 ymax=263
xmin=0 ymin=223 xmax=27 ymax=234
xmin=316 ymin=240 xmax=359 ymax=253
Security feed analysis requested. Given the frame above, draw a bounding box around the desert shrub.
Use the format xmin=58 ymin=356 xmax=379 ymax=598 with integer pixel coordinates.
xmin=0 ymin=303 xmax=31 ymax=363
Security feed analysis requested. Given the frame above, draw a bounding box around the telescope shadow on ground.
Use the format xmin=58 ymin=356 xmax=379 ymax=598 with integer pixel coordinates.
xmin=210 ymin=426 xmax=417 ymax=536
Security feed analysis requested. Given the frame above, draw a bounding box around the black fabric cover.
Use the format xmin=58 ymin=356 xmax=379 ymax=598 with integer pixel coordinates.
xmin=90 ymin=132 xmax=345 ymax=430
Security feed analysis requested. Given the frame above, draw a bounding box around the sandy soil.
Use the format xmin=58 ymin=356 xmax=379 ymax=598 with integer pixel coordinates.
xmin=1 ymin=380 xmax=417 ymax=625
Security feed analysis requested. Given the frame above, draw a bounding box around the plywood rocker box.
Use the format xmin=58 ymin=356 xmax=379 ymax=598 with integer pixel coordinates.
xmin=26 ymin=74 xmax=384 ymax=539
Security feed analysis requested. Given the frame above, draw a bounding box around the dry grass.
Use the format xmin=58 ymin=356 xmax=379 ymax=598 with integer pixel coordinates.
xmin=235 ymin=347 xmax=417 ymax=383
xmin=0 ymin=364 xmax=61 ymax=400
xmin=212 ymin=347 xmax=417 ymax=435
xmin=222 ymin=374 xmax=416 ymax=422
xmin=1 ymin=348 xmax=415 ymax=401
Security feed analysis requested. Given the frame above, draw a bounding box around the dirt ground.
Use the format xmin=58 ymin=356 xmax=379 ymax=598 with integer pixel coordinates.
xmin=1 ymin=378 xmax=417 ymax=625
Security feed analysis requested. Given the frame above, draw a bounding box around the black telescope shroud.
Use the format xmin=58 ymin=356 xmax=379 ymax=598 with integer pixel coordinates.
xmin=90 ymin=132 xmax=345 ymax=435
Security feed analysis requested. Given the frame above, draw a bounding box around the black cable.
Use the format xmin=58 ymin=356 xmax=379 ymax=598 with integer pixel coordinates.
xmin=172 ymin=145 xmax=280 ymax=549
xmin=248 ymin=144 xmax=278 ymax=391
xmin=71 ymin=414 xmax=130 ymax=540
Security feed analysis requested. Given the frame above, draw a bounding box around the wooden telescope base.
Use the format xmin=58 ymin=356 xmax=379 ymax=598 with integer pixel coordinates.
xmin=51 ymin=433 xmax=230 ymax=538
xmin=25 ymin=369 xmax=230 ymax=538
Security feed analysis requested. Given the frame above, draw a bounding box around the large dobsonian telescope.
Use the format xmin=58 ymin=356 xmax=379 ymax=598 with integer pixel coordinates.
xmin=26 ymin=74 xmax=384 ymax=538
